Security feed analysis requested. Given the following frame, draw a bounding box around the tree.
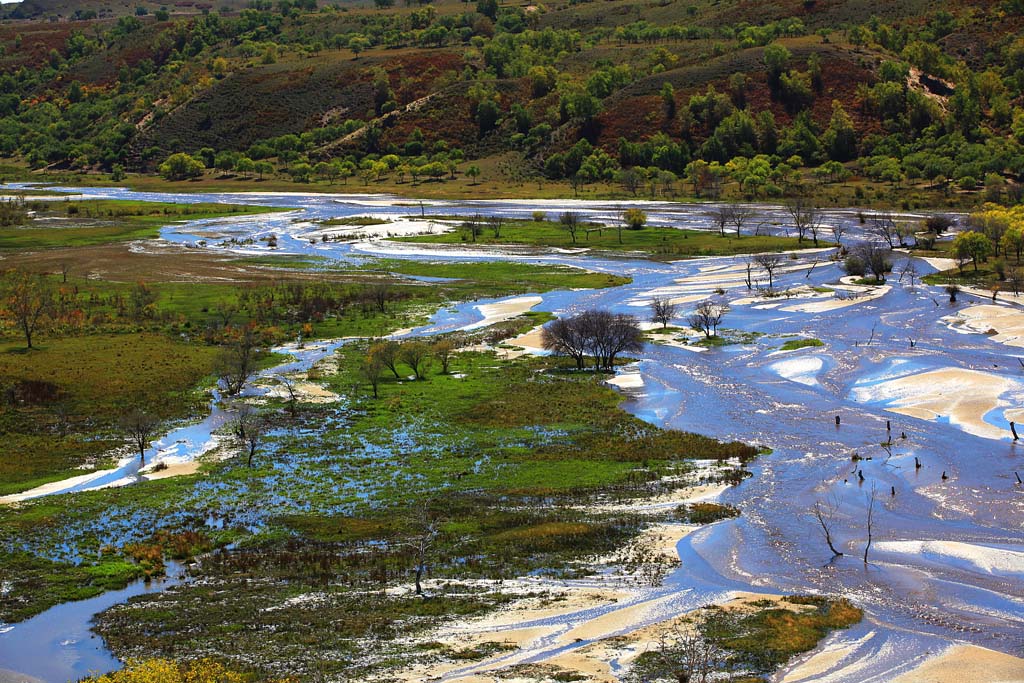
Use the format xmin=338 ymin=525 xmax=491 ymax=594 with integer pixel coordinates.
xmin=402 ymin=507 xmax=441 ymax=596
xmin=868 ymin=213 xmax=901 ymax=248
xmin=688 ymin=300 xmax=728 ymax=338
xmin=465 ymin=165 xmax=481 ymax=184
xmin=159 ymin=153 xmax=204 ymax=181
xmin=1000 ymin=226 xmax=1023 ymax=262
xmin=121 ymin=408 xmax=158 ymax=465
xmin=216 ymin=329 xmax=258 ymax=396
xmin=359 ymin=352 xmax=384 ymax=398
xmin=253 ymin=161 xmax=274 ymax=180
xmin=541 ymin=316 xmax=589 ymax=370
xmin=725 ymin=203 xmax=754 ymax=237
xmin=623 ymin=208 xmax=647 ymax=230
xmin=785 ymin=196 xmax=824 ymax=246
xmin=370 ymin=340 xmax=402 ymax=379
xmin=650 ymin=297 xmax=677 ymax=329
xmin=764 ymin=43 xmax=791 ymax=88
xmin=753 ymin=253 xmax=784 ymax=291
xmin=852 ymin=242 xmax=893 ymax=282
xmin=952 ymin=230 xmax=993 ymax=273
xmin=3 ymin=269 xmax=52 ymax=349
xmin=618 ymin=168 xmax=643 ymax=197
xmin=559 ymin=211 xmax=580 ymax=244
xmin=812 ymin=497 xmax=843 ymax=558
xmin=863 ymin=484 xmax=878 ymax=565
xmin=275 ymin=375 xmax=300 ymax=420
xmin=432 ymin=339 xmax=456 ymax=374
xmin=399 ymin=341 xmax=431 ymax=380
xmin=232 ymin=404 xmax=264 ymax=467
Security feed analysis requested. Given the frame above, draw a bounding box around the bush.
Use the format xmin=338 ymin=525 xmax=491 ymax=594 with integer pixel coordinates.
xmin=843 ymin=254 xmax=866 ymax=276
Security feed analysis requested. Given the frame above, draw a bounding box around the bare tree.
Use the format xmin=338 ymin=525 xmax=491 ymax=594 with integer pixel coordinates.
xmin=460 ymin=214 xmax=484 ymax=242
xmin=863 ymin=484 xmax=878 ymax=565
xmin=213 ymin=301 xmax=238 ymax=329
xmin=541 ymin=316 xmax=589 ymax=370
xmin=853 ymin=243 xmax=893 ymax=282
xmin=812 ymin=497 xmax=844 ymax=557
xmin=898 ymin=260 xmax=918 ymax=291
xmin=831 ymin=222 xmax=848 ymax=245
xmin=486 ymin=215 xmax=503 ymax=239
xmin=688 ymin=300 xmax=728 ymax=338
xmin=276 ymin=375 xmax=300 ymax=419
xmin=543 ymin=311 xmax=643 ymax=371
xmin=232 ymin=404 xmax=265 ymax=467
xmin=786 ymin=197 xmax=824 ymax=246
xmin=401 ymin=507 xmax=441 ymax=596
xmin=58 ymin=262 xmax=70 ymax=284
xmin=631 ymin=620 xmax=730 ymax=683
xmin=121 ymin=408 xmax=158 ymax=465
xmin=710 ymin=206 xmax=729 ymax=237
xmin=868 ymin=213 xmax=900 ymax=248
xmin=1009 ymin=265 xmax=1023 ymax=296
xmin=366 ymin=282 xmax=391 ymax=313
xmin=650 ymin=297 xmax=678 ymax=329
xmin=3 ymin=269 xmax=52 ymax=349
xmin=216 ymin=328 xmax=259 ymax=396
xmin=753 ymin=253 xmax=784 ymax=291
xmin=726 ymin=203 xmax=755 ymax=237
xmin=559 ymin=211 xmax=580 ymax=244
xmin=399 ymin=340 xmax=431 ymax=380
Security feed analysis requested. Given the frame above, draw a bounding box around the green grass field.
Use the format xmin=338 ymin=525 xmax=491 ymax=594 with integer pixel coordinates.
xmin=399 ymin=217 xmax=814 ymax=256
xmin=0 ymin=199 xmax=284 ymax=250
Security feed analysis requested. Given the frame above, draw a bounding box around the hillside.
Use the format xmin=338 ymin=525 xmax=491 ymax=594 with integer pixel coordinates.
xmin=0 ymin=0 xmax=1022 ymax=205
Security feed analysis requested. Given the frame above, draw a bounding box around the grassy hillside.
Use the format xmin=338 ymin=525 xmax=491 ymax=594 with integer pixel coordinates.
xmin=0 ymin=0 xmax=1020 ymax=207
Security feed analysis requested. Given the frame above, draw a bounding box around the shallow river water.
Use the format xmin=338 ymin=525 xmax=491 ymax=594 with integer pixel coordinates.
xmin=1 ymin=186 xmax=1021 ymax=682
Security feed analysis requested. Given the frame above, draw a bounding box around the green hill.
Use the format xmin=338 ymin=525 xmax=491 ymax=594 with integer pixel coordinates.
xmin=0 ymin=0 xmax=1021 ymax=205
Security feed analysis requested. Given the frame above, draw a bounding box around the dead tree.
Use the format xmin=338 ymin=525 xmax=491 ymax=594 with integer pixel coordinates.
xmin=863 ymin=484 xmax=878 ymax=565
xmin=727 ymin=203 xmax=755 ymax=237
xmin=812 ymin=497 xmax=844 ymax=558
xmin=650 ymin=297 xmax=678 ymax=329
xmin=276 ymin=375 xmax=300 ymax=419
xmin=232 ymin=404 xmax=265 ymax=467
xmin=559 ymin=211 xmax=580 ymax=244
xmin=785 ymin=197 xmax=824 ymax=246
xmin=753 ymin=253 xmax=784 ymax=291
xmin=120 ymin=408 xmax=159 ymax=465
xmin=688 ymin=300 xmax=728 ymax=338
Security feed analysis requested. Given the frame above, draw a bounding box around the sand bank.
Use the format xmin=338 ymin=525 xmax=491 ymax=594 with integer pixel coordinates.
xmin=851 ymin=367 xmax=1022 ymax=441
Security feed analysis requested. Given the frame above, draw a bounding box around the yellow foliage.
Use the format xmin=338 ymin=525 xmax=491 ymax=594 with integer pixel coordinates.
xmin=82 ymin=659 xmax=247 ymax=683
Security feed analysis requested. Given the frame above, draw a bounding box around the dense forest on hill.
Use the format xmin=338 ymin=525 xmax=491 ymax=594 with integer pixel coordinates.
xmin=1 ymin=0 xmax=1023 ymax=204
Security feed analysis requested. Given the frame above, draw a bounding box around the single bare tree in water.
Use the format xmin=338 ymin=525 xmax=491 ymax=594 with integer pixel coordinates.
xmin=650 ymin=297 xmax=678 ymax=329
xmin=401 ymin=506 xmax=441 ymax=596
xmin=863 ymin=484 xmax=878 ymax=564
xmin=812 ymin=496 xmax=844 ymax=557
xmin=753 ymin=253 xmax=784 ymax=291
xmin=121 ymin=408 xmax=158 ymax=465
xmin=233 ymin=404 xmax=265 ymax=467
xmin=276 ymin=375 xmax=300 ymax=419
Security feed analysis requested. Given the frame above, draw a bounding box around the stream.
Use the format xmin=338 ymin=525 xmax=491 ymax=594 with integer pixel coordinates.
xmin=1 ymin=185 xmax=1021 ymax=682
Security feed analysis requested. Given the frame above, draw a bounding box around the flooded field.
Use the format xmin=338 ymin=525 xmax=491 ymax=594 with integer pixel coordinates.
xmin=1 ymin=186 xmax=1021 ymax=682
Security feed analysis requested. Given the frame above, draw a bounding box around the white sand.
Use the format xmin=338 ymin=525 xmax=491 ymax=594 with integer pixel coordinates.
xmin=944 ymin=304 xmax=1024 ymax=348
xmin=874 ymin=540 xmax=1024 ymax=576
xmin=770 ymin=356 xmax=824 ymax=386
xmin=891 ymin=644 xmax=1024 ymax=683
xmin=462 ymin=296 xmax=542 ymax=331
xmin=312 ymin=217 xmax=455 ymax=241
xmin=851 ymin=367 xmax=1022 ymax=441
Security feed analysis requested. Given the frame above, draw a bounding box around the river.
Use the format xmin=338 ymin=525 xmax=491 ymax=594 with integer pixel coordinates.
xmin=0 ymin=186 xmax=1021 ymax=682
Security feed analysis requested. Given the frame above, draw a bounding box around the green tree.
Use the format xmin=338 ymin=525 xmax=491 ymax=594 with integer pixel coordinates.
xmin=953 ymin=230 xmax=993 ymax=273
xmin=159 ymin=153 xmax=205 ymax=181
xmin=764 ymin=43 xmax=791 ymax=88
xmin=823 ymin=100 xmax=858 ymax=162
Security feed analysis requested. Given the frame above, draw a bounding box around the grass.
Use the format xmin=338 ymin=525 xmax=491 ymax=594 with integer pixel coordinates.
xmin=0 ymin=551 xmax=145 ymax=623
xmin=778 ymin=338 xmax=824 ymax=351
xmin=399 ymin=218 xmax=813 ymax=256
xmin=0 ymin=334 xmax=220 ymax=494
xmin=361 ymin=258 xmax=631 ymax=292
xmin=0 ymin=199 xmax=284 ymax=250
